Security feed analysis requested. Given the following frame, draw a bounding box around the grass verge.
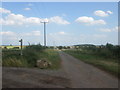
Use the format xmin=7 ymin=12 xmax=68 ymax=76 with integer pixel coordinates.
xmin=2 ymin=45 xmax=61 ymax=69
xmin=39 ymin=49 xmax=61 ymax=69
xmin=64 ymin=50 xmax=119 ymax=77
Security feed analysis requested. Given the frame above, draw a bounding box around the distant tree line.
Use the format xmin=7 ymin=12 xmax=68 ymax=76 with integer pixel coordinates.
xmin=57 ymin=46 xmax=70 ymax=50
xmin=55 ymin=43 xmax=120 ymax=59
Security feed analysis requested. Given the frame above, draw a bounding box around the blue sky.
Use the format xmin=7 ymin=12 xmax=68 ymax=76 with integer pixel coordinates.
xmin=0 ymin=2 xmax=118 ymax=46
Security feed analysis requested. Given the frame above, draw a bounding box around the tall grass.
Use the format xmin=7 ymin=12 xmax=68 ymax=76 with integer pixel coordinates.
xmin=2 ymin=45 xmax=61 ymax=69
xmin=2 ymin=58 xmax=28 ymax=67
xmin=65 ymin=50 xmax=119 ymax=77
xmin=2 ymin=45 xmax=44 ymax=67
xmin=39 ymin=49 xmax=61 ymax=69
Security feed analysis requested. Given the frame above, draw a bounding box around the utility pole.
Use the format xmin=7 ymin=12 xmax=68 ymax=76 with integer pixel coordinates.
xmin=28 ymin=42 xmax=30 ymax=46
xmin=19 ymin=39 xmax=23 ymax=56
xmin=41 ymin=21 xmax=48 ymax=47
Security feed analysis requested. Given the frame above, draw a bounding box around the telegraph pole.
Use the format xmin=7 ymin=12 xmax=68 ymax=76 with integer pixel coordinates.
xmin=41 ymin=21 xmax=48 ymax=47
xmin=19 ymin=39 xmax=23 ymax=56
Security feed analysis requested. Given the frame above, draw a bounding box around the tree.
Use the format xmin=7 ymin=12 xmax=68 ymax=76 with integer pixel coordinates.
xmin=58 ymin=46 xmax=63 ymax=50
xmin=106 ymin=43 xmax=113 ymax=51
xmin=67 ymin=46 xmax=70 ymax=49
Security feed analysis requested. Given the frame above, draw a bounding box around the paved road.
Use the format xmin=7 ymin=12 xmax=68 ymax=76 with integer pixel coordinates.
xmin=59 ymin=51 xmax=118 ymax=88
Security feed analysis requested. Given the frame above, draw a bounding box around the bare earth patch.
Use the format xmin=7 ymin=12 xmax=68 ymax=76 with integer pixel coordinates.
xmin=2 ymin=67 xmax=71 ymax=88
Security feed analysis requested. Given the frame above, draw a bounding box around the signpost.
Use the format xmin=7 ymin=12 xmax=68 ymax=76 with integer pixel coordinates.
xmin=19 ymin=39 xmax=23 ymax=56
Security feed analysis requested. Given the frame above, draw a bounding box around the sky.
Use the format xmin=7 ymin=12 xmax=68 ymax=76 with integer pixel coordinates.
xmin=0 ymin=2 xmax=118 ymax=46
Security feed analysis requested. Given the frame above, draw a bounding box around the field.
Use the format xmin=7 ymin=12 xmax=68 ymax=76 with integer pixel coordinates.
xmin=1 ymin=45 xmax=27 ymax=49
xmin=64 ymin=48 xmax=119 ymax=77
xmin=2 ymin=45 xmax=61 ymax=69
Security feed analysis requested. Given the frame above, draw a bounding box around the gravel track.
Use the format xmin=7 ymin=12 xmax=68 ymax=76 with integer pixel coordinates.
xmin=59 ymin=51 xmax=118 ymax=88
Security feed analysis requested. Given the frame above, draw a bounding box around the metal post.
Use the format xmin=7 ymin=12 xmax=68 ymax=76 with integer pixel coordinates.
xmin=41 ymin=21 xmax=48 ymax=47
xmin=44 ymin=22 xmax=46 ymax=47
xmin=19 ymin=39 xmax=23 ymax=56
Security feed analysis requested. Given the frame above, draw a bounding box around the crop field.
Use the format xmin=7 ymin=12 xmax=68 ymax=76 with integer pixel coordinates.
xmin=1 ymin=45 xmax=27 ymax=49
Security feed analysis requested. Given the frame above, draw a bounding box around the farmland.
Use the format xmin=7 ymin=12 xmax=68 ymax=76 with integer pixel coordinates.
xmin=1 ymin=45 xmax=27 ymax=49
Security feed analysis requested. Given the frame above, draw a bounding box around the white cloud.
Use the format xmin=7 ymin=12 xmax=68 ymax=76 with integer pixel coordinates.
xmin=1 ymin=13 xmax=42 ymax=25
xmin=107 ymin=11 xmax=113 ymax=14
xmin=0 ymin=31 xmax=16 ymax=36
xmin=112 ymin=26 xmax=118 ymax=32
xmin=94 ymin=10 xmax=108 ymax=17
xmin=1 ymin=14 xmax=70 ymax=26
xmin=75 ymin=16 xmax=106 ymax=25
xmin=1 ymin=8 xmax=70 ymax=25
xmin=26 ymin=17 xmax=41 ymax=24
xmin=41 ymin=18 xmax=49 ymax=22
xmin=94 ymin=20 xmax=106 ymax=25
xmin=24 ymin=8 xmax=31 ymax=11
xmin=94 ymin=10 xmax=113 ymax=17
xmin=58 ymin=31 xmax=66 ymax=35
xmin=99 ymin=26 xmax=118 ymax=32
xmin=0 ymin=8 xmax=11 ymax=14
xmin=49 ymin=16 xmax=70 ymax=25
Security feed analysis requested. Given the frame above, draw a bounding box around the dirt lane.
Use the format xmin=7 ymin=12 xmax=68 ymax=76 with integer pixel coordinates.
xmin=2 ymin=67 xmax=70 ymax=88
xmin=59 ymin=51 xmax=118 ymax=88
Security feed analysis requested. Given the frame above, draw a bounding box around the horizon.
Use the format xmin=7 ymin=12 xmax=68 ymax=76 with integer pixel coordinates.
xmin=1 ymin=42 xmax=118 ymax=46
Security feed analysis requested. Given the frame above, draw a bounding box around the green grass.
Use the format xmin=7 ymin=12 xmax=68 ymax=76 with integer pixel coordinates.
xmin=2 ymin=49 xmax=38 ymax=67
xmin=2 ymin=57 xmax=29 ymax=67
xmin=39 ymin=49 xmax=61 ymax=69
xmin=2 ymin=45 xmax=61 ymax=69
xmin=64 ymin=50 xmax=119 ymax=77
